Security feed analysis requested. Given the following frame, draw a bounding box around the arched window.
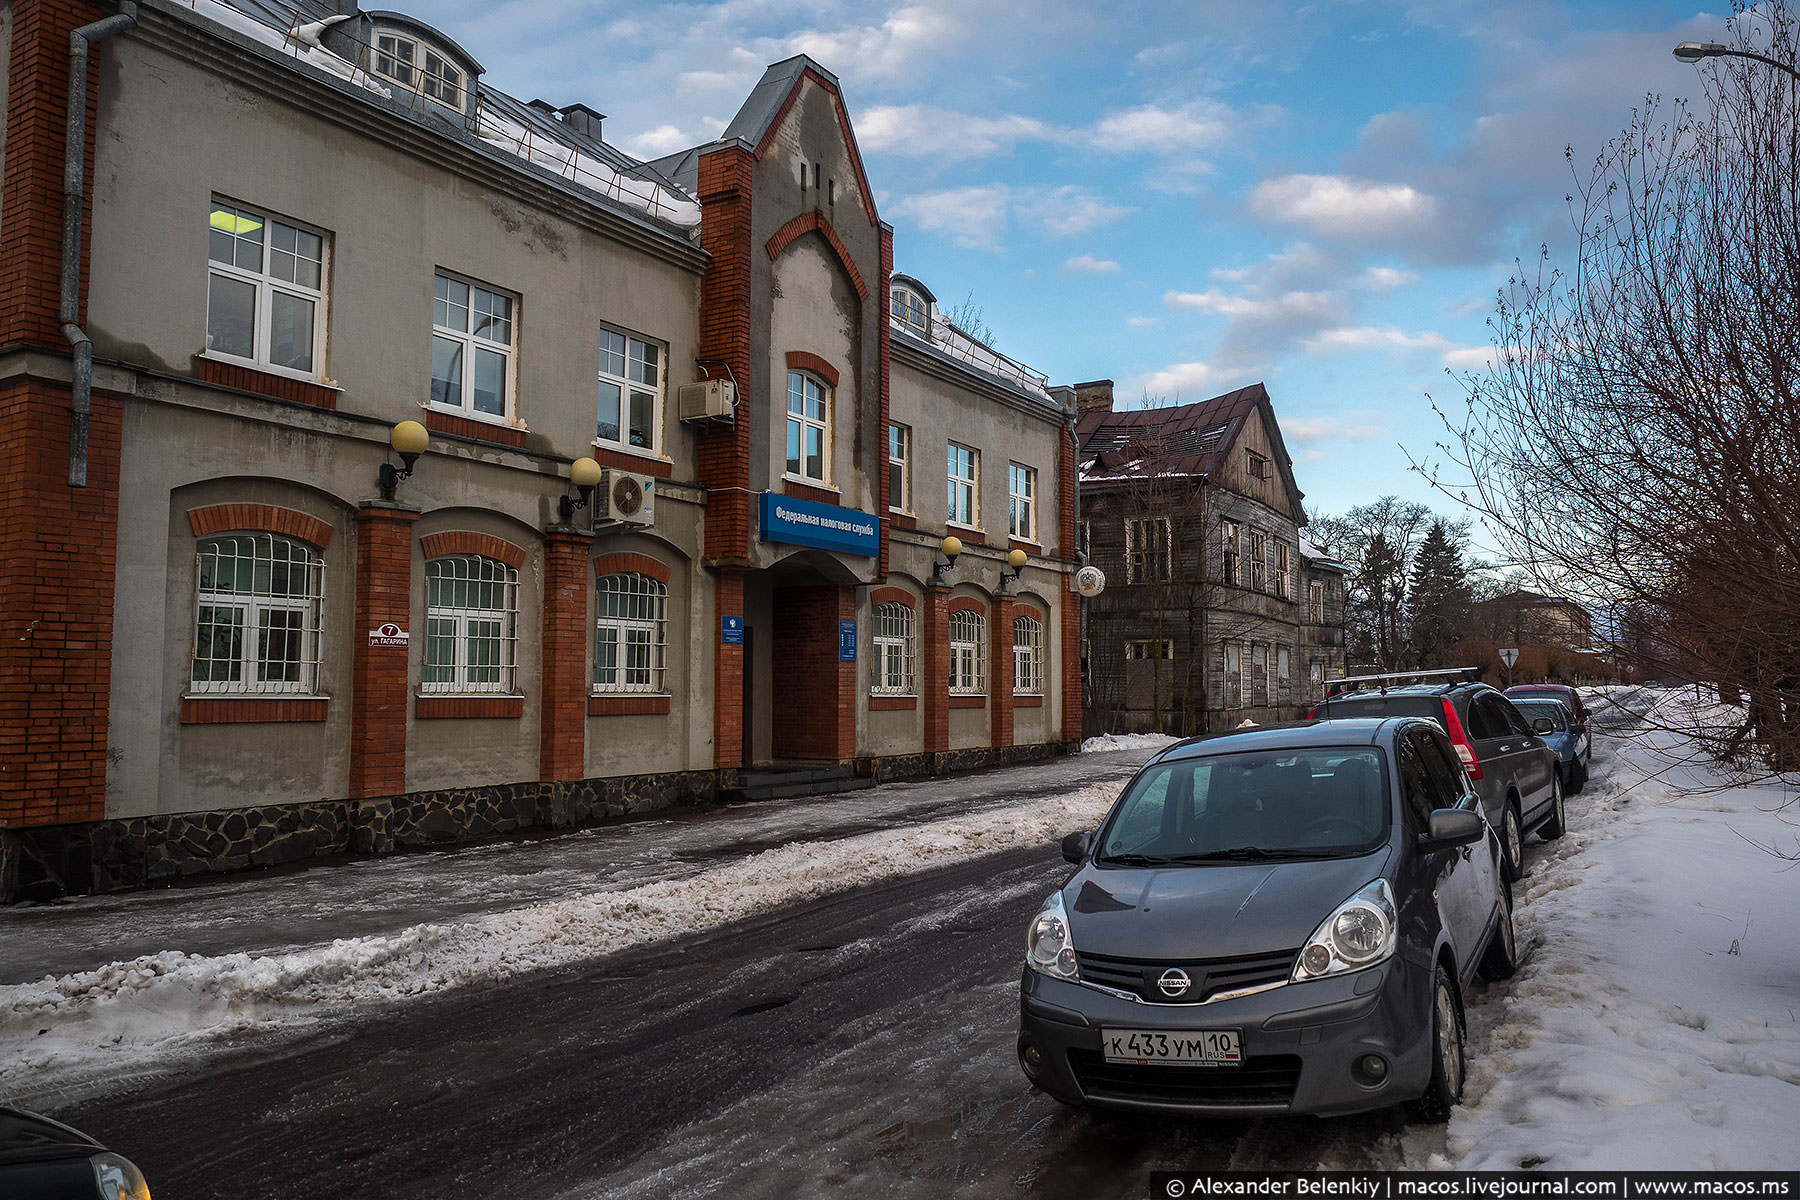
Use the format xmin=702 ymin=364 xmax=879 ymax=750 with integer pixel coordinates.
xmin=891 ymin=286 xmax=928 ymax=337
xmin=949 ymin=608 xmax=985 ymax=695
xmin=595 ymin=572 xmax=667 ymax=694
xmin=785 ymin=370 xmax=830 ymax=483
xmin=422 ymin=554 xmax=518 ymax=694
xmin=192 ymin=533 xmax=324 ymax=693
xmin=1013 ymin=613 xmax=1044 ymax=696
xmin=871 ymin=602 xmax=915 ymax=695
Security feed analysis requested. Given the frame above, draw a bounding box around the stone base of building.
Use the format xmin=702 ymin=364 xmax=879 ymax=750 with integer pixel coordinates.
xmin=0 ymin=746 xmax=1076 ymax=902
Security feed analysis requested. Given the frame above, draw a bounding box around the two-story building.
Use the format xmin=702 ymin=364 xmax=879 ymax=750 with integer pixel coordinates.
xmin=0 ymin=0 xmax=1081 ymax=899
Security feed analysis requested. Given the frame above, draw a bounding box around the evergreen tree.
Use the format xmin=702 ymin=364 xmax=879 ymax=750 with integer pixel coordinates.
xmin=1408 ymin=521 xmax=1472 ymax=668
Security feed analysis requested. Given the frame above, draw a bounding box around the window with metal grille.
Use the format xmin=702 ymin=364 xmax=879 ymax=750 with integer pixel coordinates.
xmin=594 ymin=572 xmax=667 ymax=694
xmin=1125 ymin=517 xmax=1172 ymax=583
xmin=1008 ymin=462 xmax=1037 ymax=541
xmin=432 ymin=272 xmax=516 ymax=421
xmin=786 ymin=371 xmax=830 ymax=483
xmin=949 ymin=609 xmax=985 ymax=694
xmin=191 ymin=533 xmax=324 ymax=694
xmin=422 ymin=555 xmax=518 ymax=694
xmin=1013 ymin=614 xmax=1043 ymax=695
xmin=871 ymin=602 xmax=915 ymax=695
xmin=206 ymin=199 xmax=327 ymax=378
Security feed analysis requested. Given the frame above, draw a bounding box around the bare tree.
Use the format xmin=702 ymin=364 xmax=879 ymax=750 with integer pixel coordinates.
xmin=1420 ymin=1 xmax=1800 ymax=776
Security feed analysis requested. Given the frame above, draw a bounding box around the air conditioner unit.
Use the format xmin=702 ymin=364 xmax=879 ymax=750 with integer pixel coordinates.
xmin=599 ymin=469 xmax=655 ymax=526
xmin=678 ymin=379 xmax=735 ymax=422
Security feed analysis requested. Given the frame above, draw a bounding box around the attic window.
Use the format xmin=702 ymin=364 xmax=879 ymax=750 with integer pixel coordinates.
xmin=1084 ymin=425 xmax=1144 ymax=455
xmin=1247 ymin=449 xmax=1271 ymax=480
xmin=374 ymin=32 xmax=463 ymax=109
xmin=891 ymin=286 xmax=928 ymax=337
xmin=1179 ymin=423 xmax=1230 ymax=453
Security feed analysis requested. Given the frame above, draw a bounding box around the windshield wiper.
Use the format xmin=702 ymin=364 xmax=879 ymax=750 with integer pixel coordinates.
xmin=1099 ymin=852 xmax=1180 ymax=866
xmin=1168 ymin=846 xmax=1342 ymax=862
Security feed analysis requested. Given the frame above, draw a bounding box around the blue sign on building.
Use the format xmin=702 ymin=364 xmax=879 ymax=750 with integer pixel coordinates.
xmin=759 ymin=492 xmax=879 ymax=557
xmin=721 ymin=615 xmax=744 ymax=645
xmin=838 ymin=620 xmax=857 ymax=662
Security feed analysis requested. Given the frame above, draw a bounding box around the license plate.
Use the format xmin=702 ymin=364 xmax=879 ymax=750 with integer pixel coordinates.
xmin=1101 ymin=1027 xmax=1241 ymax=1066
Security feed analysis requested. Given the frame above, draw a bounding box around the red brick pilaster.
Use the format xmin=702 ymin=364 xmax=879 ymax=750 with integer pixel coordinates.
xmin=349 ymin=504 xmax=419 ymax=798
xmin=1059 ymin=425 xmax=1083 ymax=743
xmin=990 ymin=595 xmax=1015 ymax=748
xmin=0 ymin=380 xmax=120 ymax=828
xmin=714 ymin=567 xmax=745 ymax=768
xmin=834 ymin=585 xmax=857 ymax=758
xmin=696 ymin=145 xmax=755 ymax=562
xmin=540 ymin=527 xmax=594 ymax=781
xmin=922 ymin=584 xmax=949 ymax=753
xmin=877 ymin=225 xmax=894 ymax=579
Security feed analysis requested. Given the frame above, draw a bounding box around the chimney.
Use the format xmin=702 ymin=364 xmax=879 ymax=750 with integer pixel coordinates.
xmin=558 ymin=103 xmax=605 ymax=140
xmin=1074 ymin=379 xmax=1115 ymax=414
xmin=526 ymin=99 xmax=558 ymax=119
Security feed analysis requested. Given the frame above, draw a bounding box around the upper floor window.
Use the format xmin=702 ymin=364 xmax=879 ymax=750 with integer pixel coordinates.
xmin=1008 ymin=463 xmax=1037 ymax=542
xmin=1309 ymin=580 xmax=1326 ymax=624
xmin=206 ymin=200 xmax=327 ymax=379
xmin=597 ymin=328 xmax=661 ymax=452
xmin=949 ymin=609 xmax=986 ymax=695
xmin=1222 ymin=520 xmax=1241 ymax=586
xmin=594 ymin=572 xmax=667 ymax=695
xmin=1248 ymin=529 xmax=1268 ymax=592
xmin=891 ymin=286 xmax=929 ymax=337
xmin=374 ymin=33 xmax=463 ymax=108
xmin=1013 ymin=614 xmax=1044 ymax=695
xmin=1246 ymin=449 xmax=1270 ymax=481
xmin=871 ymin=602 xmax=916 ymax=696
xmin=948 ymin=443 xmax=979 ymax=527
xmin=1277 ymin=542 xmax=1293 ymax=599
xmin=786 ymin=371 xmax=830 ymax=483
xmin=432 ymin=272 xmax=515 ymax=421
xmin=422 ymin=555 xmax=517 ymax=694
xmin=1125 ymin=517 xmax=1171 ymax=583
xmin=1127 ymin=639 xmax=1174 ymax=661
xmin=191 ymin=533 xmax=324 ymax=694
xmin=889 ymin=424 xmax=912 ymax=513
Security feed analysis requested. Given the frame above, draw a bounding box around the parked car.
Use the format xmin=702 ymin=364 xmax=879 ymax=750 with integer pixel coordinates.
xmin=0 ymin=1108 xmax=151 ymax=1199
xmin=1504 ymin=684 xmax=1592 ymax=764
xmin=1511 ymin=698 xmax=1585 ymax=794
xmin=1310 ymin=676 xmax=1562 ymax=880
xmin=1018 ymin=719 xmax=1516 ymax=1121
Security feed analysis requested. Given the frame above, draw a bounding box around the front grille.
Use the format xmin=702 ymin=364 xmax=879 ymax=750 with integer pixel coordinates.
xmin=1069 ymin=1050 xmax=1301 ymax=1107
xmin=1075 ymin=948 xmax=1297 ymax=1003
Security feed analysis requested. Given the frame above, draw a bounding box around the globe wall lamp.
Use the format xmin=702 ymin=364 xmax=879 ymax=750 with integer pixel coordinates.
xmin=558 ymin=457 xmax=604 ymax=523
xmin=1672 ymin=41 xmax=1800 ymax=79
xmin=999 ymin=547 xmax=1029 ymax=588
xmin=931 ymin=535 xmax=962 ymax=580
xmin=377 ymin=420 xmax=429 ymax=501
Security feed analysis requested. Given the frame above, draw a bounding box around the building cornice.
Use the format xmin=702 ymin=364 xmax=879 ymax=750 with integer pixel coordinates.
xmin=890 ymin=338 xmax=1064 ymax=428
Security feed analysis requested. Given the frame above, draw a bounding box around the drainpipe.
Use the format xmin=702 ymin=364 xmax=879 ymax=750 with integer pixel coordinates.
xmin=60 ymin=1 xmax=139 ymax=487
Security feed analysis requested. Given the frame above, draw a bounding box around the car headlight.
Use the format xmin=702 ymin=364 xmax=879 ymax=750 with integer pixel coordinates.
xmin=92 ymin=1151 xmax=152 ymax=1200
xmin=1291 ymin=879 xmax=1397 ymax=982
xmin=1025 ymin=891 xmax=1080 ymax=981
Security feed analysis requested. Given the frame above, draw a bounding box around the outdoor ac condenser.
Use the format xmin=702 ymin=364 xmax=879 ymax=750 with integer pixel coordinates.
xmin=599 ymin=469 xmax=655 ymax=526
xmin=677 ymin=379 xmax=735 ymax=422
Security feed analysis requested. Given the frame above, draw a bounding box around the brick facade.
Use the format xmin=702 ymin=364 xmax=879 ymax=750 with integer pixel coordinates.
xmin=922 ymin=584 xmax=949 ymax=753
xmin=1058 ymin=424 xmax=1083 ymax=743
xmin=989 ymin=595 xmax=1015 ymax=748
xmin=539 ymin=528 xmax=593 ymax=780
xmin=713 ymin=567 xmax=745 ymax=768
xmin=770 ymin=584 xmax=856 ymax=760
xmin=348 ymin=505 xmax=419 ymax=798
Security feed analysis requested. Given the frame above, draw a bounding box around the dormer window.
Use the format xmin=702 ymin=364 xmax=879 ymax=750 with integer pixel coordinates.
xmin=372 ymin=28 xmax=466 ymax=110
xmin=891 ymin=286 xmax=928 ymax=337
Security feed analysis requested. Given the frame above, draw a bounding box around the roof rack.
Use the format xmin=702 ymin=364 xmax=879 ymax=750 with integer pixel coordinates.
xmin=1330 ymin=666 xmax=1480 ymax=695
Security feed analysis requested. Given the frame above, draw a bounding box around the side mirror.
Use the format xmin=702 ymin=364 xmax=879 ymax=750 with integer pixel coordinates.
xmin=1422 ymin=808 xmax=1483 ymax=850
xmin=1532 ymin=717 xmax=1555 ymax=734
xmin=1060 ymin=830 xmax=1093 ymax=865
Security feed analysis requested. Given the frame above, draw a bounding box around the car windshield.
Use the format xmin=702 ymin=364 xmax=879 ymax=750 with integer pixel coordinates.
xmin=1514 ymin=700 xmax=1567 ymax=729
xmin=1098 ymin=747 xmax=1389 ymax=864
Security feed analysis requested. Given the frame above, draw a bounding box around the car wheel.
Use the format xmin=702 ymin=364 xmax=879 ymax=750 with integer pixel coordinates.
xmin=1501 ymin=802 xmax=1525 ymax=881
xmin=1538 ymin=774 xmax=1567 ymax=841
xmin=1406 ymin=966 xmax=1466 ymax=1124
xmin=1575 ymin=757 xmax=1589 ymax=791
xmin=1478 ymin=880 xmax=1519 ymax=981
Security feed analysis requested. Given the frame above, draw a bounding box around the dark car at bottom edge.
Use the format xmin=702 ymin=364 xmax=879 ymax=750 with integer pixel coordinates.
xmin=1018 ymin=718 xmax=1517 ymax=1121
xmin=0 ymin=1108 xmax=151 ymax=1200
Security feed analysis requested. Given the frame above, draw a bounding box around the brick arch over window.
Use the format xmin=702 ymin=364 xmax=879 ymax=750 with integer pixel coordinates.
xmin=869 ymin=586 xmax=916 ymax=609
xmin=419 ymin=531 xmax=526 ymax=570
xmin=948 ymin=596 xmax=988 ymax=617
xmin=593 ymin=552 xmax=670 ymax=583
xmin=785 ymin=351 xmax=840 ymax=389
xmin=764 ymin=213 xmax=869 ymax=301
xmin=187 ymin=503 xmax=332 ymax=549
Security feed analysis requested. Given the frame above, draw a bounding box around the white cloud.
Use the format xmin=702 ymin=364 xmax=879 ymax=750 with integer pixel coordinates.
xmin=1252 ymin=174 xmax=1437 ymax=238
xmin=857 ymin=105 xmax=1049 ymax=159
xmin=1442 ymin=344 xmax=1519 ymax=370
xmin=1304 ymin=326 xmax=1453 ymax=356
xmin=1018 ymin=187 xmax=1134 ymax=238
xmin=888 ymin=185 xmax=1012 ymax=250
xmin=1091 ymin=101 xmax=1232 ymax=155
xmin=1126 ymin=316 xmax=1158 ymax=328
xmin=1164 ymin=288 xmax=1338 ymax=323
xmin=787 ymin=6 xmax=960 ymax=83
xmin=1282 ymin=416 xmax=1384 ymax=442
xmin=1141 ymin=361 xmax=1224 ymax=398
xmin=1064 ymin=255 xmax=1121 ymax=274
xmin=622 ymin=123 xmax=698 ymax=158
xmin=1359 ymin=266 xmax=1419 ymax=292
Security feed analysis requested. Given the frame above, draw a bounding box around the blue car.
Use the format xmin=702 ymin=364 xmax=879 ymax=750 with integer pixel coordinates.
xmin=1512 ymin=699 xmax=1585 ymax=794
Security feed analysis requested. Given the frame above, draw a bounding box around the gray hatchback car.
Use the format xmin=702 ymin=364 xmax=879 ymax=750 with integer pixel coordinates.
xmin=1018 ymin=719 xmax=1515 ymax=1121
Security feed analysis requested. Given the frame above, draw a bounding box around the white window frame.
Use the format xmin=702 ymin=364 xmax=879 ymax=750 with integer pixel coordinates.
xmin=871 ymin=602 xmax=916 ymax=696
xmin=431 ymin=271 xmax=517 ymax=423
xmin=594 ymin=572 xmax=668 ymax=695
xmin=785 ymin=370 xmax=831 ymax=484
xmin=190 ymin=533 xmax=325 ymax=695
xmin=596 ymin=326 xmax=664 ymax=455
xmin=1012 ymin=613 xmax=1044 ymax=695
xmin=949 ymin=608 xmax=986 ymax=695
xmin=373 ymin=32 xmax=463 ymax=109
xmin=421 ymin=555 xmax=519 ymax=695
xmin=891 ymin=286 xmax=929 ymax=337
xmin=948 ymin=442 xmax=980 ymax=528
xmin=1125 ymin=517 xmax=1172 ymax=583
xmin=888 ymin=423 xmax=912 ymax=513
xmin=1008 ymin=463 xmax=1037 ymax=542
xmin=205 ymin=199 xmax=328 ymax=381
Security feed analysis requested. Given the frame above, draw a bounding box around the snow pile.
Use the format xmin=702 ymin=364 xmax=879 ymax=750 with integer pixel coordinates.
xmin=1080 ymin=732 xmax=1179 ymax=754
xmin=1449 ymin=701 xmax=1800 ymax=1169
xmin=0 ymin=782 xmax=1121 ymax=1095
xmin=189 ymin=0 xmax=392 ymax=97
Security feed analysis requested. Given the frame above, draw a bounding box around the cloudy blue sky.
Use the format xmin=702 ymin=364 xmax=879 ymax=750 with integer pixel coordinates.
xmin=434 ymin=0 xmax=1735 ymax=531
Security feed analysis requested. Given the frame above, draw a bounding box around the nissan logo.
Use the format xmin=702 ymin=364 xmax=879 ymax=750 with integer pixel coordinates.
xmin=1156 ymin=968 xmax=1192 ymax=998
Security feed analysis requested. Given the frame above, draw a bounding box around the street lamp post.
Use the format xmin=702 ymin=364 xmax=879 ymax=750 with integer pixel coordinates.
xmin=1672 ymin=41 xmax=1800 ymax=80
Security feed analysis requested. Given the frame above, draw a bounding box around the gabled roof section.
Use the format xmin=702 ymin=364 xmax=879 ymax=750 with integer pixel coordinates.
xmin=1077 ymin=382 xmax=1310 ymax=521
xmin=721 ymin=55 xmax=879 ymax=226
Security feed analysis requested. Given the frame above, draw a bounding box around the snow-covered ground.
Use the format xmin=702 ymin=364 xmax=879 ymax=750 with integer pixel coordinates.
xmin=1079 ymin=732 xmax=1179 ymax=753
xmin=1448 ymin=689 xmax=1800 ymax=1169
